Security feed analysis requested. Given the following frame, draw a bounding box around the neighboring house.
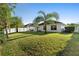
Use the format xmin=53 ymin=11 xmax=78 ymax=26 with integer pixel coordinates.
xmin=24 ymin=21 xmax=65 ymax=32
xmin=74 ymin=24 xmax=79 ymax=33
xmin=24 ymin=23 xmax=35 ymax=31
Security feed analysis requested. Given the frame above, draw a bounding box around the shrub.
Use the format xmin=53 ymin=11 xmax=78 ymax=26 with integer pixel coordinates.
xmin=64 ymin=27 xmax=75 ymax=33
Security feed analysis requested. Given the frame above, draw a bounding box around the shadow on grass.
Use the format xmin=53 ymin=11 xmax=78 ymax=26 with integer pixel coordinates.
xmin=7 ymin=34 xmax=33 ymax=41
xmin=8 ymin=31 xmax=72 ymax=36
xmin=59 ymin=32 xmax=73 ymax=35
xmin=56 ymin=33 xmax=75 ymax=56
xmin=8 ymin=32 xmax=72 ymax=42
xmin=8 ymin=31 xmax=46 ymax=35
xmin=19 ymin=31 xmax=72 ymax=35
xmin=7 ymin=32 xmax=48 ymax=41
xmin=20 ymin=31 xmax=48 ymax=35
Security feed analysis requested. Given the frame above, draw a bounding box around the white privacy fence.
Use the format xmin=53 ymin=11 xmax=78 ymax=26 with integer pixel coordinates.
xmin=4 ymin=27 xmax=35 ymax=34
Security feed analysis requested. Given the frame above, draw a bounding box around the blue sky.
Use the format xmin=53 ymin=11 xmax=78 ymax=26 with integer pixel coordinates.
xmin=15 ymin=3 xmax=79 ymax=24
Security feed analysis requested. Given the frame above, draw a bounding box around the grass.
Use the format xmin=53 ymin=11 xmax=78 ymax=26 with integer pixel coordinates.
xmin=0 ymin=32 xmax=72 ymax=56
xmin=62 ymin=33 xmax=79 ymax=56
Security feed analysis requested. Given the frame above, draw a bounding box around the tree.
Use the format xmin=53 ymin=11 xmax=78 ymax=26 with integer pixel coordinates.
xmin=66 ymin=23 xmax=77 ymax=27
xmin=10 ymin=16 xmax=24 ymax=32
xmin=33 ymin=16 xmax=44 ymax=32
xmin=0 ymin=3 xmax=16 ymax=38
xmin=38 ymin=11 xmax=59 ymax=33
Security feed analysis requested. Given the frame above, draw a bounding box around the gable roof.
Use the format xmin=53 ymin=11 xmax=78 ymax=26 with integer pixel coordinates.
xmin=24 ymin=23 xmax=33 ymax=27
xmin=24 ymin=21 xmax=65 ymax=27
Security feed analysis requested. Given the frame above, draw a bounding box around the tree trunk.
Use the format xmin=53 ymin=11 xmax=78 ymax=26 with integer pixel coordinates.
xmin=16 ymin=27 xmax=18 ymax=32
xmin=44 ymin=21 xmax=47 ymax=33
xmin=5 ymin=26 xmax=9 ymax=39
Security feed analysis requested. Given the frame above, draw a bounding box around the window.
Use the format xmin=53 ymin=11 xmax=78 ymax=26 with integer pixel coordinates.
xmin=51 ymin=25 xmax=57 ymax=30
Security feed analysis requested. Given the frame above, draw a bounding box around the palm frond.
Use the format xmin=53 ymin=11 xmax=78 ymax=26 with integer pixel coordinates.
xmin=38 ymin=11 xmax=46 ymax=19
xmin=47 ymin=12 xmax=59 ymax=21
xmin=52 ymin=12 xmax=59 ymax=20
xmin=33 ymin=16 xmax=44 ymax=23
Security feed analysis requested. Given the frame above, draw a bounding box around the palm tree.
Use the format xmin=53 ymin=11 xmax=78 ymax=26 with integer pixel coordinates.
xmin=33 ymin=16 xmax=44 ymax=32
xmin=38 ymin=11 xmax=59 ymax=33
xmin=11 ymin=16 xmax=23 ymax=32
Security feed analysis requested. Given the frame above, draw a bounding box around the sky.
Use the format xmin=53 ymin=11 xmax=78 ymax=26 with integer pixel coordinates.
xmin=15 ymin=3 xmax=79 ymax=25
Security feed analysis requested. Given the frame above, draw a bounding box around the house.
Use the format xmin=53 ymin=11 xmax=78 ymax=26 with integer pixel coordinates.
xmin=35 ymin=21 xmax=65 ymax=32
xmin=24 ymin=23 xmax=35 ymax=31
xmin=74 ymin=24 xmax=79 ymax=33
xmin=24 ymin=21 xmax=65 ymax=32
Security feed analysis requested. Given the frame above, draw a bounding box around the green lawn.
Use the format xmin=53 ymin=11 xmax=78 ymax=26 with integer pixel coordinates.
xmin=0 ymin=32 xmax=72 ymax=56
xmin=62 ymin=33 xmax=79 ymax=56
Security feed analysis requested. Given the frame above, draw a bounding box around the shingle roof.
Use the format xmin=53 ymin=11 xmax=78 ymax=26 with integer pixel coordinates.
xmin=38 ymin=21 xmax=65 ymax=25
